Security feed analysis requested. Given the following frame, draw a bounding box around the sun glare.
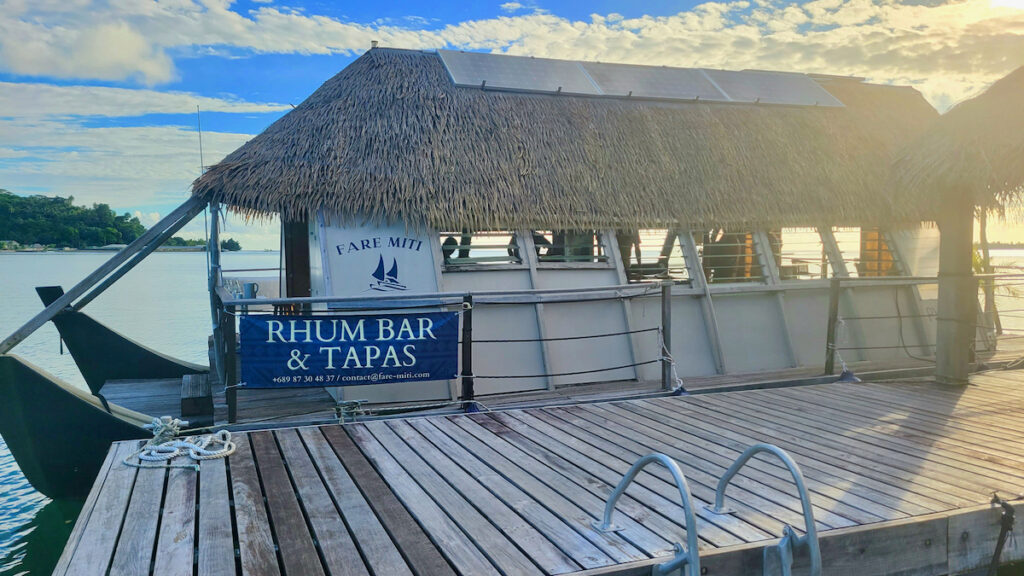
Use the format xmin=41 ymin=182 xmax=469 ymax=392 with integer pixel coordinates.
xmin=991 ymin=0 xmax=1024 ymax=9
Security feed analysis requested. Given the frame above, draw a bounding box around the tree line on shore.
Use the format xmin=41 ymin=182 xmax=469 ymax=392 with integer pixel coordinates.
xmin=0 ymin=190 xmax=240 ymax=250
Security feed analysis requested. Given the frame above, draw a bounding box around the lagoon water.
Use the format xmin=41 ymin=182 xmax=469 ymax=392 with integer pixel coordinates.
xmin=0 ymin=251 xmax=279 ymax=576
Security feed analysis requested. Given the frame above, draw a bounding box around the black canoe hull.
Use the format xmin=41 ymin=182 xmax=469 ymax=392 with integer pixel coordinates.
xmin=36 ymin=286 xmax=207 ymax=395
xmin=0 ymin=355 xmax=148 ymax=500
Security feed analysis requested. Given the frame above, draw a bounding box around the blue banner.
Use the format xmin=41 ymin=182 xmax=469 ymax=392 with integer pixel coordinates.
xmin=239 ymin=311 xmax=459 ymax=388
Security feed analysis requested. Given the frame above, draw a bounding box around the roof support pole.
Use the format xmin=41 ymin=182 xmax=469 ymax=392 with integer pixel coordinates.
xmin=679 ymin=230 xmax=726 ymax=374
xmin=0 ymin=194 xmax=207 ymax=355
xmin=935 ymin=191 xmax=975 ymax=385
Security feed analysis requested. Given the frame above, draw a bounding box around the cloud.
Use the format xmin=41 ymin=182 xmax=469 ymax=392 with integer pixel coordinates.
xmin=0 ymin=82 xmax=290 ymax=118
xmin=2 ymin=0 xmax=1022 ymax=107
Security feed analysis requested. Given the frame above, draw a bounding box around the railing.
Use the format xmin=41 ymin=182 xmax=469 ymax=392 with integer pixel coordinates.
xmin=212 ymin=281 xmax=680 ymax=423
xmin=708 ymin=444 xmax=821 ymax=576
xmin=823 ymin=274 xmax=1024 ymax=376
xmin=593 ymin=453 xmax=701 ymax=576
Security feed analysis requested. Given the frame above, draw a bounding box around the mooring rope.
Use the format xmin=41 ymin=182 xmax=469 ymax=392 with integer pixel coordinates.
xmin=123 ymin=416 xmax=236 ymax=471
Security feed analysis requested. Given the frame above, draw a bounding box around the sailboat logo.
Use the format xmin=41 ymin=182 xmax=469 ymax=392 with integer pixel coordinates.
xmin=370 ymin=255 xmax=407 ymax=291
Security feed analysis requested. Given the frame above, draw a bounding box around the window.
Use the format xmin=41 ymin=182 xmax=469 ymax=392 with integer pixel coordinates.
xmin=533 ymin=230 xmax=608 ymax=264
xmin=695 ymin=230 xmax=764 ymax=283
xmin=439 ymin=231 xmax=523 ymax=268
xmin=832 ymin=226 xmax=898 ymax=278
xmin=619 ymin=229 xmax=692 ymax=284
xmin=769 ymin=228 xmax=830 ymax=280
xmin=860 ymin=227 xmax=898 ymax=277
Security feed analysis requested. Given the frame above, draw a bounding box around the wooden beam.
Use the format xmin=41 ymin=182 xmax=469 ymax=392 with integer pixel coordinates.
xmin=283 ymin=219 xmax=311 ymax=298
xmin=573 ymin=500 xmax=1023 ymax=576
xmin=0 ymin=195 xmax=207 ymax=355
xmin=936 ymin=190 xmax=975 ymax=385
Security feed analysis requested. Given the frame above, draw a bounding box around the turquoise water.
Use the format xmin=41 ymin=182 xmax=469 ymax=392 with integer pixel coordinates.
xmin=0 ymin=251 xmax=279 ymax=575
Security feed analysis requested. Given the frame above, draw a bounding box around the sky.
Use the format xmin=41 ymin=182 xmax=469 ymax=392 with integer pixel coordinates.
xmin=1 ymin=0 xmax=1023 ymax=249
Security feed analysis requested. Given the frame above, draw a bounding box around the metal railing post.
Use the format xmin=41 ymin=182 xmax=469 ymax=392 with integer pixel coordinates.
xmin=661 ymin=281 xmax=673 ymax=391
xmin=824 ymin=277 xmax=841 ymax=375
xmin=225 ymin=304 xmax=238 ymax=423
xmin=707 ymin=443 xmax=821 ymax=576
xmin=593 ymin=453 xmax=701 ymax=576
xmin=460 ymin=295 xmax=475 ymax=409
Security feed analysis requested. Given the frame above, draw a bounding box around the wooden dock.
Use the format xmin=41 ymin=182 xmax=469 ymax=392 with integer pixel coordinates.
xmin=55 ymin=372 xmax=1024 ymax=575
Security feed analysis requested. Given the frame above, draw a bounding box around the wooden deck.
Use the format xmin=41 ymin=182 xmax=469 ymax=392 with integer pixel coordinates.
xmin=56 ymin=371 xmax=1024 ymax=575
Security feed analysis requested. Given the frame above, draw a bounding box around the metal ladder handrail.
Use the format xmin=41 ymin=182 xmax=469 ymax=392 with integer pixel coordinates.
xmin=592 ymin=453 xmax=701 ymax=576
xmin=707 ymin=443 xmax=821 ymax=576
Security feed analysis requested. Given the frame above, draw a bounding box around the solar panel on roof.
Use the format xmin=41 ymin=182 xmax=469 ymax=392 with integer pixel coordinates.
xmin=581 ymin=62 xmax=728 ymax=101
xmin=436 ymin=50 xmax=845 ymax=108
xmin=701 ymin=69 xmax=844 ymax=107
xmin=438 ymin=50 xmax=601 ymax=95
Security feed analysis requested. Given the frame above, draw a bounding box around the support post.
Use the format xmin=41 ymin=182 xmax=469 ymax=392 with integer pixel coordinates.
xmin=460 ymin=295 xmax=475 ymax=409
xmin=936 ymin=191 xmax=975 ymax=386
xmin=224 ymin=303 xmax=238 ymax=423
xmin=661 ymin=281 xmax=673 ymax=391
xmin=824 ymin=276 xmax=841 ymax=375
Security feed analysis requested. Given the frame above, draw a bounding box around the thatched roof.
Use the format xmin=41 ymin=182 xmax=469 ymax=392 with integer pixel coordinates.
xmin=895 ymin=66 xmax=1024 ymax=210
xmin=193 ymin=48 xmax=938 ymax=230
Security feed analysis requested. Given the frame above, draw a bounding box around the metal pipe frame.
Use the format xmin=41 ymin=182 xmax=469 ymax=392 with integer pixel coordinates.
xmin=707 ymin=443 xmax=821 ymax=576
xmin=592 ymin=453 xmax=701 ymax=576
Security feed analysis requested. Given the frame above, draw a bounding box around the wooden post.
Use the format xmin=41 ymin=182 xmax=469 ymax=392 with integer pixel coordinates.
xmin=936 ymin=190 xmax=975 ymax=386
xmin=282 ymin=219 xmax=311 ymax=299
xmin=225 ymin=304 xmax=238 ymax=423
xmin=824 ymin=276 xmax=841 ymax=375
xmin=460 ymin=295 xmax=475 ymax=405
xmin=661 ymin=281 xmax=673 ymax=390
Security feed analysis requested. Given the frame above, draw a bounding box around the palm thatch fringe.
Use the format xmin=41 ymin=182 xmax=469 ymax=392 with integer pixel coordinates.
xmin=194 ymin=48 xmax=938 ymax=230
xmin=895 ymin=66 xmax=1024 ymax=210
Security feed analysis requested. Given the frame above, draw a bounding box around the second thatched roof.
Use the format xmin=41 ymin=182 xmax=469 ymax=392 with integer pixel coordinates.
xmin=193 ymin=48 xmax=938 ymax=230
xmin=896 ymin=66 xmax=1024 ymax=209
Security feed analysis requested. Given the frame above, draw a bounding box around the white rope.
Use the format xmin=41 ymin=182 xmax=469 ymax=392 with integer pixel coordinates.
xmin=124 ymin=417 xmax=236 ymax=470
xmin=658 ymin=328 xmax=687 ymax=392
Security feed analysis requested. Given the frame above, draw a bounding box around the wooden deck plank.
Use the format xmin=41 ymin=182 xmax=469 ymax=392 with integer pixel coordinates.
xmin=109 ymin=467 xmax=166 ymax=576
xmin=230 ymin=434 xmax=281 ymax=576
xmin=406 ymin=417 xmax=619 ymax=570
xmin=585 ymin=401 xmax=907 ymax=522
xmin=644 ymin=395 xmax=979 ymax=507
xmin=153 ymin=467 xmax=198 ymax=576
xmin=52 ymin=442 xmax=123 ymax=575
xmin=487 ymin=410 xmax=767 ymax=546
xmin=739 ymin=386 xmax=1024 ymax=485
xmin=57 ymin=373 xmax=1024 ymax=576
xmin=274 ymin=428 xmax=368 ymax=576
xmin=607 ymin=399 xmax=939 ymax=518
xmin=525 ymin=406 xmax=809 ymax=536
xmin=385 ymin=419 xmax=583 ymax=574
xmin=691 ymin=393 xmax=1013 ymax=498
xmin=249 ymin=430 xmax=326 ymax=576
xmin=564 ymin=404 xmax=872 ymax=527
xmin=365 ymin=420 xmax=548 ymax=576
xmin=345 ymin=423 xmax=502 ymax=576
xmin=816 ymin=381 xmax=1024 ymax=448
xmin=476 ymin=411 xmax=735 ymax=546
xmin=632 ymin=394 xmax=961 ymax=511
xmin=197 ymin=458 xmax=235 ymax=576
xmin=437 ymin=415 xmax=663 ymax=561
xmin=61 ymin=442 xmax=140 ymax=576
xmin=320 ymin=425 xmax=456 ymax=576
xmin=299 ymin=427 xmax=414 ymax=576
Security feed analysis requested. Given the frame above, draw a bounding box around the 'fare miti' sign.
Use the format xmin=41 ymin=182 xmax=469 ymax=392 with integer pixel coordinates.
xmin=318 ymin=219 xmax=438 ymax=302
xmin=240 ymin=312 xmax=459 ymax=388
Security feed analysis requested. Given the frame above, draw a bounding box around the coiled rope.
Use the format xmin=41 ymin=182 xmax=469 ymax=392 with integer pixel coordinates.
xmin=124 ymin=416 xmax=236 ymax=471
